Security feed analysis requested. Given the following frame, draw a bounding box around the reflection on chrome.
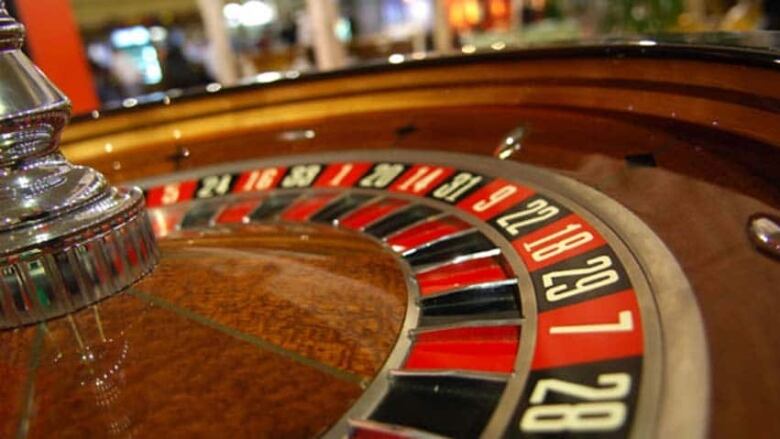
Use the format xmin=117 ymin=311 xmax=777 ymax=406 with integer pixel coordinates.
xmin=748 ymin=213 xmax=780 ymax=259
xmin=494 ymin=125 xmax=526 ymax=160
xmin=278 ymin=129 xmax=317 ymax=142
xmin=0 ymin=5 xmax=158 ymax=329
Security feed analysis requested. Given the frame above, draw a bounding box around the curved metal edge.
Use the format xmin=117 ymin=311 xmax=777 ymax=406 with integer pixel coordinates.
xmin=0 ymin=51 xmax=69 ymax=130
xmin=0 ymin=187 xmax=145 ymax=256
xmin=516 ymin=162 xmax=710 ymax=439
xmin=145 ymin=185 xmax=536 ymax=439
xmin=128 ymin=149 xmax=711 ymax=439
xmin=339 ymin=188 xmax=539 ymax=439
xmin=320 ymin=233 xmax=421 ymax=439
xmin=74 ymin=41 xmax=780 ymax=121
xmin=0 ymin=5 xmax=24 ymax=52
xmin=0 ymin=191 xmax=159 ymax=329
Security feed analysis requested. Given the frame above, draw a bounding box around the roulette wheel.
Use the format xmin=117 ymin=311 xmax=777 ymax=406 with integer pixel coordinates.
xmin=1 ymin=4 xmax=779 ymax=439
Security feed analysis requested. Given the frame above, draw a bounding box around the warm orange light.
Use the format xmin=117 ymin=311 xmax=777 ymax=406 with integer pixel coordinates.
xmin=464 ymin=0 xmax=482 ymax=25
xmin=490 ymin=0 xmax=507 ymax=17
xmin=448 ymin=1 xmax=466 ymax=29
xmin=447 ymin=0 xmax=489 ymax=31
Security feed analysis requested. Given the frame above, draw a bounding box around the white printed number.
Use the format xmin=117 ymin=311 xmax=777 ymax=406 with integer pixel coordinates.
xmin=197 ymin=175 xmax=232 ymax=198
xmin=472 ymin=185 xmax=517 ymax=212
xmin=432 ymin=172 xmax=482 ymax=202
xmin=542 ymin=255 xmax=619 ymax=302
xmin=242 ymin=169 xmax=278 ymax=191
xmin=281 ymin=165 xmax=321 ymax=188
xmin=161 ymin=184 xmax=180 ymax=205
xmin=497 ymin=198 xmax=559 ymax=236
xmin=396 ymin=166 xmax=444 ymax=193
xmin=359 ymin=163 xmax=405 ymax=188
xmin=523 ymin=223 xmax=593 ymax=262
xmin=550 ymin=310 xmax=634 ymax=335
xmin=328 ymin=164 xmax=353 ymax=186
xmin=521 ymin=373 xmax=632 ymax=433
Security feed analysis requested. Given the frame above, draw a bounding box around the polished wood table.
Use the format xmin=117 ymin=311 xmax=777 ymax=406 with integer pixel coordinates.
xmin=2 ymin=45 xmax=778 ymax=438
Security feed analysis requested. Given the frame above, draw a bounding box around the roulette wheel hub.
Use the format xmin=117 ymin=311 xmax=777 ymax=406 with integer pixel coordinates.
xmin=4 ymin=2 xmax=779 ymax=437
xmin=0 ymin=4 xmax=157 ymax=329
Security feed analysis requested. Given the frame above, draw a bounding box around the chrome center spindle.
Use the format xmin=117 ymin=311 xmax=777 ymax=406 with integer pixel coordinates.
xmin=0 ymin=3 xmax=158 ymax=329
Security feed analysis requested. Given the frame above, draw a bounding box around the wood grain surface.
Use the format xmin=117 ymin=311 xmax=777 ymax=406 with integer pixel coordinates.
xmin=5 ymin=50 xmax=780 ymax=437
xmin=0 ymin=223 xmax=408 ymax=438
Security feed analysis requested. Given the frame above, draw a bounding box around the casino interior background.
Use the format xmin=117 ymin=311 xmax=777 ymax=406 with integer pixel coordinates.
xmin=1 ymin=1 xmax=780 ymax=439
xmin=4 ymin=0 xmax=780 ymax=113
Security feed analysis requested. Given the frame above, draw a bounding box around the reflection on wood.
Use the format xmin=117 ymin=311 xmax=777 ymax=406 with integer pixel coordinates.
xmin=50 ymin=51 xmax=780 ymax=438
xmin=0 ymin=223 xmax=408 ymax=437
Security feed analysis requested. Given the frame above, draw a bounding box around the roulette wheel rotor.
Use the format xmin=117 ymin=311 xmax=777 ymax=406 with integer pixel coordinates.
xmin=1 ymin=3 xmax=779 ymax=438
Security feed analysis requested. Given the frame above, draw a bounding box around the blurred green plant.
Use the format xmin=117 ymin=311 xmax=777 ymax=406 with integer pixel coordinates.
xmin=602 ymin=0 xmax=685 ymax=33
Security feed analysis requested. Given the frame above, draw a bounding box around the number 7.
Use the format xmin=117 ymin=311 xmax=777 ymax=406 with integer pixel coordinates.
xmin=550 ymin=310 xmax=633 ymax=335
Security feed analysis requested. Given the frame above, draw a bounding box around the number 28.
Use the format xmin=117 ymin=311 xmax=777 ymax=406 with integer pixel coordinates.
xmin=520 ymin=373 xmax=632 ymax=433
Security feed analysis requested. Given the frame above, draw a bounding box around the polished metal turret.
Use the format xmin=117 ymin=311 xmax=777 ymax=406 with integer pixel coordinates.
xmin=0 ymin=3 xmax=158 ymax=328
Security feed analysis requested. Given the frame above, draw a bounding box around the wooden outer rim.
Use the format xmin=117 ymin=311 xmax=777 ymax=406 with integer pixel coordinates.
xmin=62 ymin=56 xmax=780 ymax=158
xmin=47 ymin=50 xmax=780 ymax=439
